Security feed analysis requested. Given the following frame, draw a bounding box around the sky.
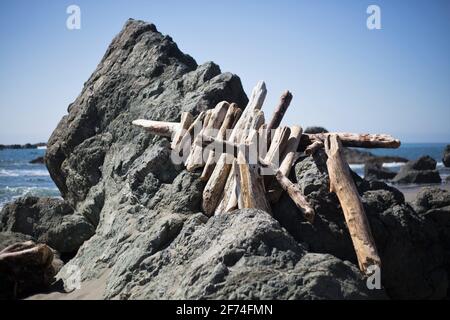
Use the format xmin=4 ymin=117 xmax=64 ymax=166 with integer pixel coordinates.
xmin=0 ymin=0 xmax=449 ymax=144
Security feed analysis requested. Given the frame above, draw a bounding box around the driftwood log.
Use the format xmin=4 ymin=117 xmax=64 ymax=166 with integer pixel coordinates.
xmin=324 ymin=134 xmax=381 ymax=274
xmin=132 ymin=80 xmax=400 ymax=275
xmin=0 ymin=241 xmax=59 ymax=299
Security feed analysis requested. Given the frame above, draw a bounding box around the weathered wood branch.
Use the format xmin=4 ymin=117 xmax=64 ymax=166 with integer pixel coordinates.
xmin=171 ymin=112 xmax=194 ymax=150
xmin=305 ymin=132 xmax=400 ymax=149
xmin=324 ymin=134 xmax=381 ymax=274
xmin=267 ymin=91 xmax=293 ymax=145
xmin=305 ymin=140 xmax=324 ymax=156
xmin=132 ymin=119 xmax=179 ymax=137
xmin=186 ymin=102 xmax=229 ymax=171
xmin=259 ymin=157 xmax=314 ymax=222
xmin=267 ymin=125 xmax=303 ymax=203
xmin=175 ymin=111 xmax=207 ymax=158
xmin=207 ymin=82 xmax=267 ymax=214
xmin=201 ymin=104 xmax=241 ymax=181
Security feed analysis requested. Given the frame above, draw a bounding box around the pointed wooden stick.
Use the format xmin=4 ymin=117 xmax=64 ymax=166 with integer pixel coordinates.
xmin=267 ymin=91 xmax=293 ymax=145
xmin=305 ymin=140 xmax=324 ymax=155
xmin=324 ymin=134 xmax=381 ymax=274
xmin=201 ymin=104 xmax=241 ymax=181
xmin=204 ymin=82 xmax=267 ymax=214
xmin=175 ymin=111 xmax=207 ymax=158
xmin=225 ymin=109 xmax=266 ymax=212
xmin=259 ymin=157 xmax=314 ymax=223
xmin=267 ymin=125 xmax=303 ymax=203
xmin=171 ymin=112 xmax=194 ymax=150
xmin=132 ymin=119 xmax=179 ymax=137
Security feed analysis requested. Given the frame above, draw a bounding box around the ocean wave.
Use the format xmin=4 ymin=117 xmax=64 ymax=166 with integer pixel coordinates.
xmin=382 ymin=162 xmax=406 ymax=168
xmin=0 ymin=169 xmax=50 ymax=177
xmin=349 ymin=164 xmax=365 ymax=170
xmin=0 ymin=186 xmax=61 ymax=209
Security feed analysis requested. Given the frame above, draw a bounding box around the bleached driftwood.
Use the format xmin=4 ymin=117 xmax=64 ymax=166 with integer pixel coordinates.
xmin=267 ymin=91 xmax=293 ymax=145
xmin=186 ymin=102 xmax=229 ymax=171
xmin=204 ymin=82 xmax=267 ymax=214
xmin=171 ymin=112 xmax=194 ymax=150
xmin=324 ymin=134 xmax=381 ymax=274
xmin=175 ymin=111 xmax=207 ymax=159
xmin=305 ymin=132 xmax=400 ymax=149
xmin=201 ymin=104 xmax=241 ymax=181
xmin=267 ymin=125 xmax=303 ymax=203
xmin=132 ymin=119 xmax=179 ymax=137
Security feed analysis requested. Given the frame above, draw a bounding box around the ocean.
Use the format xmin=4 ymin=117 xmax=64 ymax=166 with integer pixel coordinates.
xmin=349 ymin=142 xmax=450 ymax=180
xmin=0 ymin=143 xmax=449 ymax=210
xmin=0 ymin=148 xmax=60 ymax=209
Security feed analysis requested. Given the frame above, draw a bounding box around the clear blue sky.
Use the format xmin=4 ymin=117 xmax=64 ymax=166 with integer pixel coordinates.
xmin=0 ymin=0 xmax=449 ymax=144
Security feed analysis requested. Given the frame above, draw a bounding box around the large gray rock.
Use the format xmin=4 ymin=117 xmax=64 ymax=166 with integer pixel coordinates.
xmin=272 ymin=151 xmax=448 ymax=299
xmin=393 ymin=156 xmax=441 ymax=184
xmin=413 ymin=187 xmax=450 ymax=296
xmin=0 ymin=197 xmax=94 ymax=254
xmin=443 ymin=145 xmax=450 ymax=167
xmin=59 ymin=210 xmax=382 ymax=300
xmin=364 ymin=161 xmax=396 ymax=181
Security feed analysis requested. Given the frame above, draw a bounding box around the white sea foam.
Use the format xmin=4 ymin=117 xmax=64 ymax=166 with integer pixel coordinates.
xmin=37 ymin=146 xmax=47 ymax=150
xmin=349 ymin=164 xmax=365 ymax=170
xmin=382 ymin=162 xmax=406 ymax=168
xmin=0 ymin=169 xmax=50 ymax=177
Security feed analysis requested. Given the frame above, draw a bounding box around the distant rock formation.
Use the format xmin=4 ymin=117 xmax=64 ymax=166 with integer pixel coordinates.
xmin=364 ymin=160 xmax=396 ymax=181
xmin=29 ymin=156 xmax=45 ymax=164
xmin=443 ymin=145 xmax=450 ymax=167
xmin=393 ymin=156 xmax=442 ymax=184
xmin=0 ymin=143 xmax=46 ymax=150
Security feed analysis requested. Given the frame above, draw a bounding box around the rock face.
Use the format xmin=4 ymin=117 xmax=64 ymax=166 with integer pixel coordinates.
xmin=393 ymin=156 xmax=441 ymax=184
xmin=443 ymin=145 xmax=450 ymax=167
xmin=364 ymin=161 xmax=396 ymax=181
xmin=272 ymin=151 xmax=448 ymax=299
xmin=0 ymin=197 xmax=94 ymax=254
xmin=413 ymin=187 xmax=450 ymax=293
xmin=29 ymin=156 xmax=45 ymax=164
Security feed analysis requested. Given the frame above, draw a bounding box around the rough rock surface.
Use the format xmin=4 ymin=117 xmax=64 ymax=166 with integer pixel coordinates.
xmin=364 ymin=161 xmax=396 ymax=181
xmin=393 ymin=156 xmax=442 ymax=184
xmin=0 ymin=197 xmax=94 ymax=254
xmin=443 ymin=145 xmax=450 ymax=167
xmin=413 ymin=187 xmax=450 ymax=295
xmin=272 ymin=151 xmax=448 ymax=299
xmin=0 ymin=232 xmax=34 ymax=251
xmin=37 ymin=19 xmax=381 ymax=300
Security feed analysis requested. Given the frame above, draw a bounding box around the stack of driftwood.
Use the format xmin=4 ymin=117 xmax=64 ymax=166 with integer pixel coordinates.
xmin=133 ymin=81 xmax=400 ymax=274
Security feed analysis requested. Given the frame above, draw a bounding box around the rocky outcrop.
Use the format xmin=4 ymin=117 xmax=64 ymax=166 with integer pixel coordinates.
xmin=393 ymin=156 xmax=441 ymax=184
xmin=80 ymin=210 xmax=381 ymax=299
xmin=413 ymin=187 xmax=450 ymax=296
xmin=272 ymin=151 xmax=448 ymax=299
xmin=30 ymin=156 xmax=45 ymax=164
xmin=443 ymin=145 xmax=450 ymax=167
xmin=364 ymin=161 xmax=396 ymax=181
xmin=0 ymin=197 xmax=94 ymax=254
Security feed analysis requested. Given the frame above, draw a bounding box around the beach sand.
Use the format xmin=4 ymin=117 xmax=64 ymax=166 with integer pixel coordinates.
xmin=396 ymin=183 xmax=450 ymax=203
